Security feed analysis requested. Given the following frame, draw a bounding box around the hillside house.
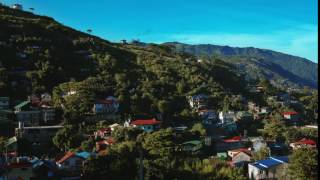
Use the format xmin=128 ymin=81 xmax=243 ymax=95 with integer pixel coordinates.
xmin=248 ymin=156 xmax=289 ymax=180
xmin=93 ymin=96 xmax=119 ymax=114
xmin=94 ymin=127 xmax=111 ymax=139
xmin=15 ymin=125 xmax=63 ymax=145
xmin=14 ymin=101 xmax=41 ymax=126
xmin=228 ymin=148 xmax=252 ymax=167
xmin=0 ymin=109 xmax=13 ymax=125
xmin=289 ymin=138 xmax=316 ymax=150
xmin=56 ymin=151 xmax=95 ymax=172
xmin=235 ymin=111 xmax=253 ymax=122
xmin=218 ymin=111 xmax=236 ymax=124
xmin=181 ymin=140 xmax=203 ymax=155
xmin=188 ymin=94 xmax=208 ymax=111
xmin=282 ymin=111 xmax=301 ymax=126
xmin=0 ymin=97 xmax=9 ymax=110
xmin=127 ymin=118 xmax=162 ymax=132
xmin=215 ymin=136 xmax=244 ymax=152
xmin=12 ymin=4 xmax=23 ymax=10
xmin=199 ymin=109 xmax=218 ymax=125
xmin=3 ymin=157 xmax=35 ymax=180
xmin=267 ymin=142 xmax=288 ymax=156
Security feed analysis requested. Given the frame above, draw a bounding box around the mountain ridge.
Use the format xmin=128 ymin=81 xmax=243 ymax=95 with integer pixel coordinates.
xmin=164 ymin=42 xmax=318 ymax=88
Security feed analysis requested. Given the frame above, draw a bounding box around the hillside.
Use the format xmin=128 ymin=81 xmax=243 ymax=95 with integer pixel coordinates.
xmin=164 ymin=42 xmax=318 ymax=88
xmin=0 ymin=5 xmax=250 ymax=116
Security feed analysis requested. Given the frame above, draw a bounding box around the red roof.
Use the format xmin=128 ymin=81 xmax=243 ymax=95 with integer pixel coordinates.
xmin=56 ymin=152 xmax=75 ymax=164
xmin=282 ymin=111 xmax=298 ymax=115
xmin=231 ymin=148 xmax=252 ymax=156
xmin=131 ymin=118 xmax=161 ymax=126
xmin=296 ymin=138 xmax=316 ymax=146
xmin=223 ymin=136 xmax=241 ymax=143
xmin=8 ymin=162 xmax=32 ymax=169
xmin=95 ymin=99 xmax=114 ymax=104
xmin=98 ymin=127 xmax=111 ymax=133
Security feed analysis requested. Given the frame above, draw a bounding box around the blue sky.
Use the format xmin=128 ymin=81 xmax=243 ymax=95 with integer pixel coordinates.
xmin=3 ymin=0 xmax=318 ymax=62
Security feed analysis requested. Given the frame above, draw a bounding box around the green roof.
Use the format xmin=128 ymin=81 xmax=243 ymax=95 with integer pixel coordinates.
xmin=14 ymin=101 xmax=30 ymax=109
xmin=238 ymin=111 xmax=252 ymax=117
xmin=5 ymin=137 xmax=17 ymax=146
xmin=182 ymin=140 xmax=202 ymax=146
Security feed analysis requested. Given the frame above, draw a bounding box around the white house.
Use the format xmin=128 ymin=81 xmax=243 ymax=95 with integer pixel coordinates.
xmin=93 ymin=96 xmax=119 ymax=114
xmin=248 ymin=156 xmax=289 ymax=180
xmin=218 ymin=111 xmax=236 ymax=124
xmin=228 ymin=148 xmax=252 ymax=167
xmin=12 ymin=4 xmax=23 ymax=10
xmin=188 ymin=94 xmax=208 ymax=111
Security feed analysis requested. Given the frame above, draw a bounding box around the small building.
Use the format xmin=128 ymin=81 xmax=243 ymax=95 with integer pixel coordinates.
xmin=181 ymin=140 xmax=203 ymax=155
xmin=94 ymin=127 xmax=111 ymax=139
xmin=41 ymin=107 xmax=56 ymax=123
xmin=0 ymin=97 xmax=9 ymax=110
xmin=218 ymin=111 xmax=236 ymax=124
xmin=12 ymin=4 xmax=23 ymax=10
xmin=282 ymin=111 xmax=300 ymax=126
xmin=235 ymin=111 xmax=253 ymax=122
xmin=282 ymin=111 xmax=298 ymax=120
xmin=14 ymin=101 xmax=41 ymax=126
xmin=216 ymin=152 xmax=228 ymax=160
xmin=93 ymin=96 xmax=119 ymax=114
xmin=260 ymin=107 xmax=271 ymax=114
xmin=267 ymin=142 xmax=288 ymax=156
xmin=228 ymin=148 xmax=252 ymax=167
xmin=199 ymin=109 xmax=218 ymax=125
xmin=248 ymin=156 xmax=289 ymax=180
xmin=109 ymin=123 xmax=120 ymax=131
xmin=215 ymin=136 xmax=244 ymax=152
xmin=0 ymin=109 xmax=13 ymax=124
xmin=289 ymin=138 xmax=317 ymax=150
xmin=15 ymin=125 xmax=63 ymax=145
xmin=56 ymin=151 xmax=94 ymax=172
xmin=129 ymin=118 xmax=161 ymax=132
xmin=5 ymin=157 xmax=35 ymax=179
xmin=188 ymin=94 xmax=208 ymax=111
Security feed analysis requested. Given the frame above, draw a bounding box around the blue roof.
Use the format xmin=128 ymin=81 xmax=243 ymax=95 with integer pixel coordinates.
xmin=253 ymin=156 xmax=289 ymax=169
xmin=76 ymin=151 xmax=95 ymax=159
xmin=270 ymin=156 xmax=289 ymax=163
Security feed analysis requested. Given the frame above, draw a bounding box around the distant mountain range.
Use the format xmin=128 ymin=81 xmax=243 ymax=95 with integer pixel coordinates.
xmin=164 ymin=42 xmax=318 ymax=89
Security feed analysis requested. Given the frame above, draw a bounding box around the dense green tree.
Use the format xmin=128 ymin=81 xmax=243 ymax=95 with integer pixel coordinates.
xmin=190 ymin=123 xmax=207 ymax=137
xmin=260 ymin=119 xmax=286 ymax=141
xmin=288 ymin=148 xmax=318 ymax=180
xmin=83 ymin=141 xmax=139 ymax=180
xmin=111 ymin=127 xmax=144 ymax=142
xmin=252 ymin=147 xmax=270 ymax=161
xmin=52 ymin=125 xmax=85 ymax=151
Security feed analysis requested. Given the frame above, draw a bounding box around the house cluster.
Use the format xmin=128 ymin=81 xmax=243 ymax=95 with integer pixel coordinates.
xmin=1 ymin=94 xmax=57 ymax=128
xmin=60 ymin=90 xmax=121 ymax=122
xmin=213 ymin=134 xmax=317 ymax=179
xmin=0 ymin=151 xmax=95 ymax=179
xmin=13 ymin=93 xmax=56 ymax=126
xmin=247 ymin=101 xmax=271 ymax=120
xmin=188 ymin=94 xmax=239 ymax=131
